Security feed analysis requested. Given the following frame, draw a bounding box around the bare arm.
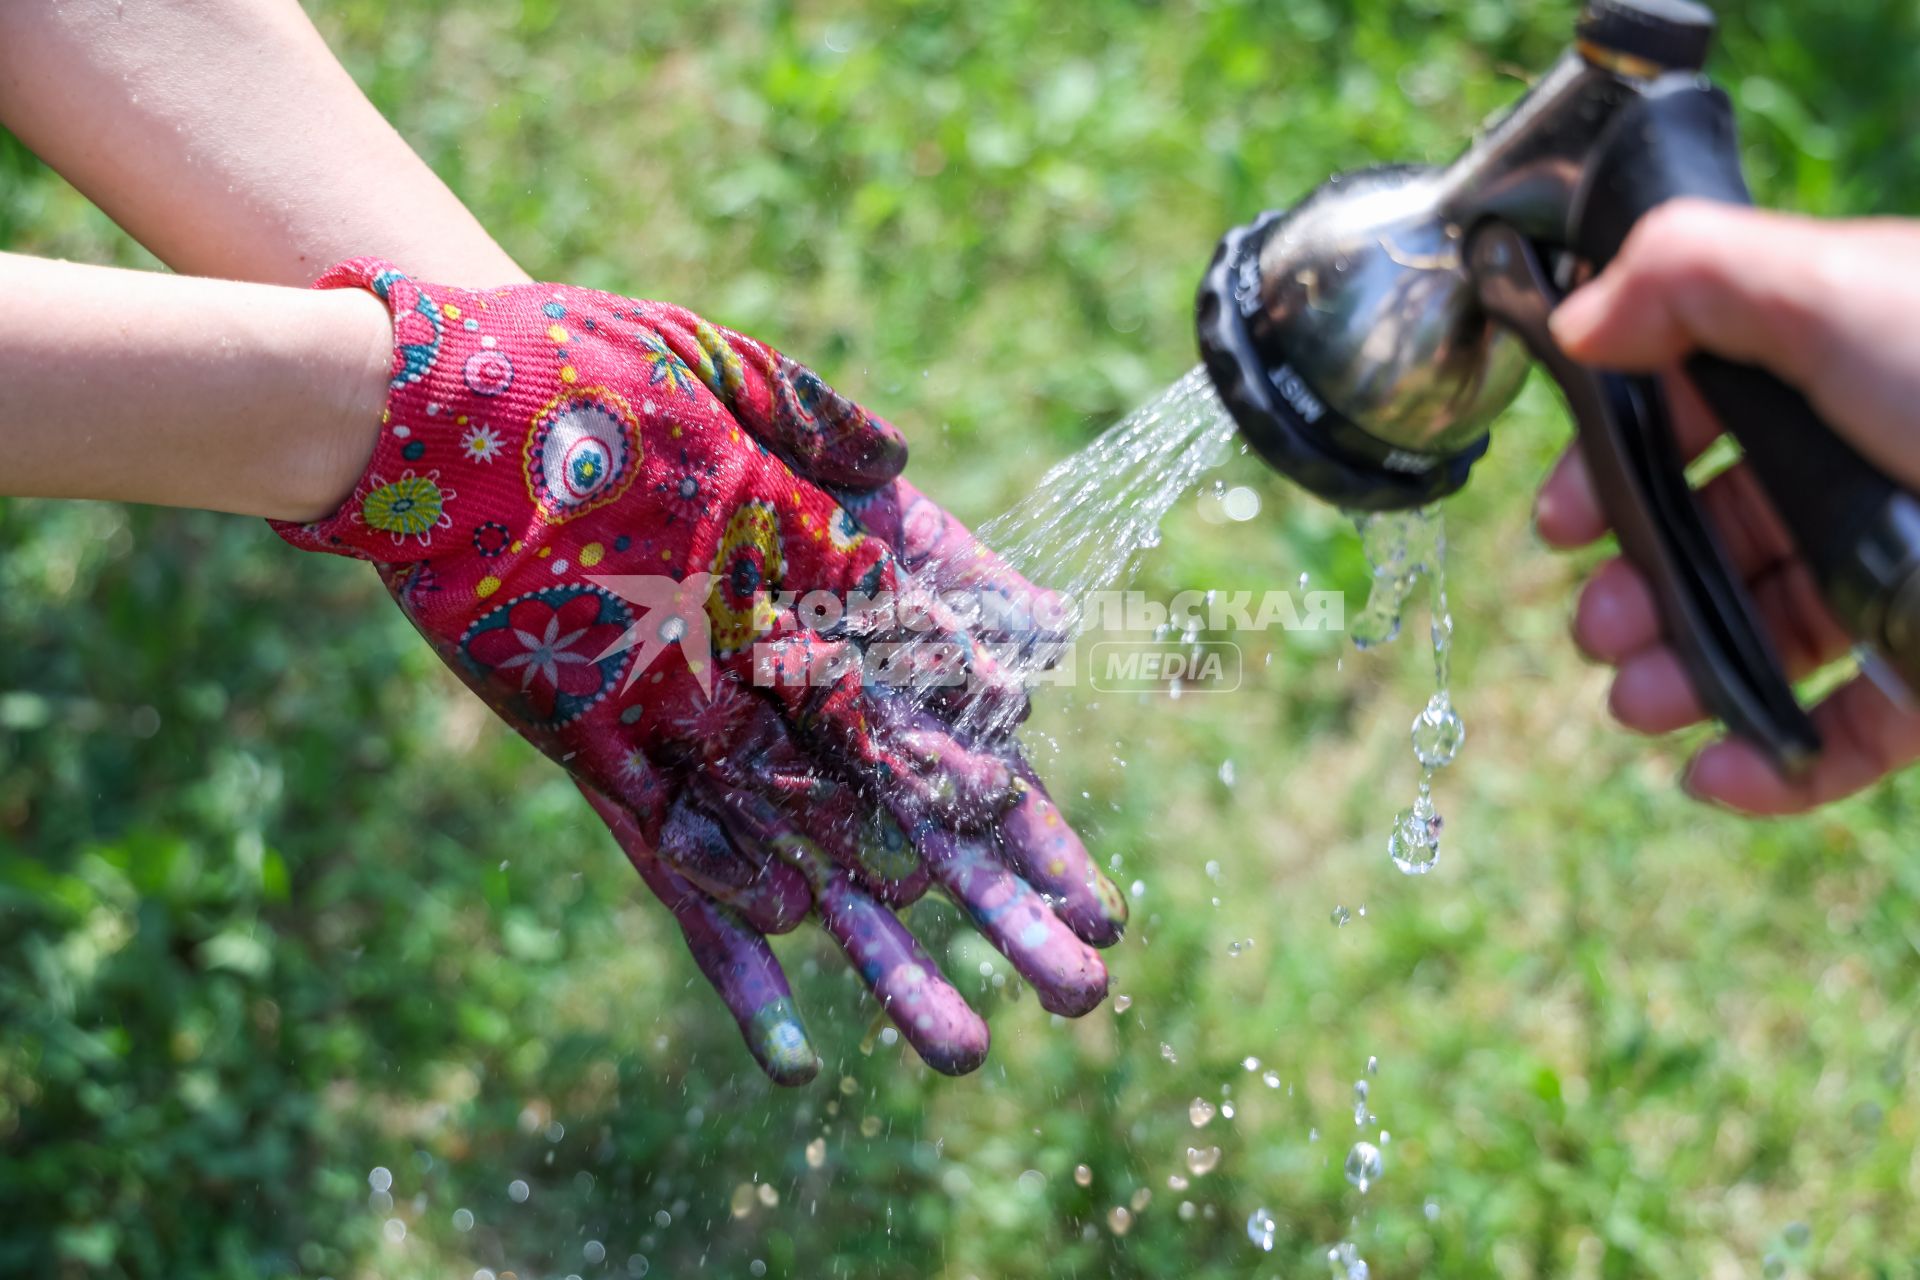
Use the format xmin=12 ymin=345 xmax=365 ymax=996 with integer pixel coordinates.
xmin=0 ymin=0 xmax=529 ymax=288
xmin=0 ymin=252 xmax=390 ymax=520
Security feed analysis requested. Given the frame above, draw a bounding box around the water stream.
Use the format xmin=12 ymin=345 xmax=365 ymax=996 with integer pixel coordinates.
xmin=1350 ymin=507 xmax=1466 ymax=876
xmin=938 ymin=368 xmax=1469 ymax=1273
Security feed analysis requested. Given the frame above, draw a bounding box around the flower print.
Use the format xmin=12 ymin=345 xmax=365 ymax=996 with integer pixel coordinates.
xmin=656 ymin=448 xmax=719 ymax=525
xmin=357 ymin=470 xmax=455 ymax=546
xmin=460 ymin=585 xmax=634 ymax=726
xmin=706 ymin=500 xmax=784 ymax=653
xmin=638 ymin=331 xmax=699 ymax=398
xmin=524 ymin=388 xmax=642 ymax=522
xmin=461 ymin=423 xmax=505 ymax=463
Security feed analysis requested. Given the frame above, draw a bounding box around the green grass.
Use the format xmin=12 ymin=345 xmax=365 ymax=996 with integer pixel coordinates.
xmin=5 ymin=1 xmax=1920 ymax=1277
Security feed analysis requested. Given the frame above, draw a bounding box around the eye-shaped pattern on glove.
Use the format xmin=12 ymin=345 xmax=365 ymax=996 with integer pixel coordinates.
xmin=272 ymin=259 xmax=1127 ymax=1083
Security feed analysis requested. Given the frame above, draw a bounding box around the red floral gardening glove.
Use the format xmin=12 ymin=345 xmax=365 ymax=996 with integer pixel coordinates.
xmin=273 ymin=260 xmax=1127 ymax=1084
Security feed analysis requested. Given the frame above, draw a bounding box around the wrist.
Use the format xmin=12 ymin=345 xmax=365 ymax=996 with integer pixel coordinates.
xmin=283 ymin=287 xmax=395 ymax=522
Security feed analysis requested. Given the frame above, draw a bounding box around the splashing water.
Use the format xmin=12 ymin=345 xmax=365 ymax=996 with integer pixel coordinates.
xmin=1348 ymin=506 xmax=1465 ymax=875
xmin=1343 ymin=1141 xmax=1383 ymax=1193
xmin=916 ymin=367 xmax=1237 ymax=735
xmin=1328 ymin=1241 xmax=1372 ymax=1279
xmin=1247 ymin=1207 xmax=1277 ymax=1252
xmin=971 ymin=366 xmax=1235 ymax=605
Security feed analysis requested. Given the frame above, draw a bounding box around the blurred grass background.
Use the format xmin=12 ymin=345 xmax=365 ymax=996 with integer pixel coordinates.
xmin=4 ymin=0 xmax=1920 ymax=1276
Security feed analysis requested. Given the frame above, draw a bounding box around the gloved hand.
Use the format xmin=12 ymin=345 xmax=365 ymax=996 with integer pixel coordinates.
xmin=274 ymin=259 xmax=1126 ymax=1083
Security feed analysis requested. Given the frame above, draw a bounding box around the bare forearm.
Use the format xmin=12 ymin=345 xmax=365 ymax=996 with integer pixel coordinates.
xmin=0 ymin=253 xmax=389 ymax=520
xmin=0 ymin=0 xmax=528 ymax=288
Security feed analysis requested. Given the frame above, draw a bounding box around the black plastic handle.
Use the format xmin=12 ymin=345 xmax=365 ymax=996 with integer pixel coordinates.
xmin=1571 ymin=77 xmax=1920 ymax=694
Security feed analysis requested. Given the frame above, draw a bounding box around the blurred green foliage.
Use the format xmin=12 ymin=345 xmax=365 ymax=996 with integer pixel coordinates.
xmin=4 ymin=1 xmax=1920 ymax=1277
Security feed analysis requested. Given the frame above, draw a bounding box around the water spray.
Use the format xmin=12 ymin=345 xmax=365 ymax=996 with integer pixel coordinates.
xmin=1197 ymin=0 xmax=1920 ymax=773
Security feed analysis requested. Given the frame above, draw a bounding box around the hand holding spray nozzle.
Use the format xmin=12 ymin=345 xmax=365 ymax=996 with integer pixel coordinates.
xmin=1197 ymin=0 xmax=1920 ymax=774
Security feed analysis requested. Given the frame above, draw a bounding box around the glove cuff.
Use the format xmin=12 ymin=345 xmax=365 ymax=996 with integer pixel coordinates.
xmin=269 ymin=257 xmax=524 ymax=563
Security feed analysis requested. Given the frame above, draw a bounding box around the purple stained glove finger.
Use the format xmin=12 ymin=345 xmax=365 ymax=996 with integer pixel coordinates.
xmin=584 ymin=786 xmax=811 ymax=937
xmin=756 ymin=631 xmax=1016 ymax=828
xmin=867 ymin=692 xmax=1023 ymax=825
xmin=810 ymin=859 xmax=990 ymax=1076
xmin=915 ymin=824 xmax=1109 ymax=1018
xmin=656 ymin=797 xmax=814 ymax=935
xmin=796 ymin=780 xmax=930 ymax=906
xmin=994 ymin=764 xmax=1128 ymax=948
xmin=592 ymin=790 xmax=819 ymax=1086
xmin=693 ymin=696 xmax=931 ymax=904
xmin=703 ymin=781 xmax=990 ymax=1075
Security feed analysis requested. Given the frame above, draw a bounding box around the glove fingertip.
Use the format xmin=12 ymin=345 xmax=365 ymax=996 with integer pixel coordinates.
xmin=744 ymin=997 xmax=822 ymax=1086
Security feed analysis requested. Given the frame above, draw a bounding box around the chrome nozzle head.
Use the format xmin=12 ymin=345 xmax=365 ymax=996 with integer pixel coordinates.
xmin=1196 ymin=167 xmax=1531 ymax=512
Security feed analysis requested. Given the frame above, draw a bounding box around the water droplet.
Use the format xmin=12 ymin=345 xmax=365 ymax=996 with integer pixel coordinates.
xmin=1328 ymin=1240 xmax=1371 ymax=1279
xmin=1177 ymin=1200 xmax=1197 ymax=1221
xmin=1242 ymin=1056 xmax=1261 ymax=1072
xmin=508 ymin=1179 xmax=531 ymax=1203
xmin=1247 ymin=1207 xmax=1277 ymax=1252
xmin=1166 ymin=1173 xmax=1188 ymax=1191
xmin=1113 ymin=994 xmax=1133 ymax=1013
xmin=1389 ymin=788 xmax=1441 ymax=875
xmin=1189 ymin=1097 xmax=1216 ymax=1128
xmin=1074 ymin=1163 xmax=1093 ymax=1187
xmin=1160 ymin=1042 xmax=1179 ymax=1064
xmin=1262 ymin=1070 xmax=1281 ymax=1088
xmin=1353 ymin=1079 xmax=1370 ymax=1126
xmin=1130 ymin=1187 xmax=1152 ymax=1212
xmin=1411 ymin=692 xmax=1465 ymax=769
xmin=452 ymin=1208 xmax=474 ymax=1232
xmin=1185 ymin=1145 xmax=1221 ymax=1176
xmin=1330 ymin=904 xmax=1351 ymax=927
xmin=368 ymin=1167 xmax=393 ymax=1193
xmin=1218 ymin=759 xmax=1237 ymax=787
xmin=1343 ymin=1141 xmax=1382 ymax=1193
xmin=749 ymin=1262 xmax=766 ymax=1278
xmin=1367 ymin=1055 xmax=1379 ymax=1074
xmin=806 ymin=1137 xmax=826 ymax=1169
xmin=584 ymin=1241 xmax=607 ymax=1265
xmin=757 ymin=1183 xmax=779 ymax=1207
xmin=382 ymin=1218 xmax=406 ymax=1243
xmin=730 ymin=1184 xmax=755 ymax=1218
xmin=1017 ymin=1169 xmax=1047 ymax=1195
xmin=1106 ymin=1206 xmax=1133 ymax=1236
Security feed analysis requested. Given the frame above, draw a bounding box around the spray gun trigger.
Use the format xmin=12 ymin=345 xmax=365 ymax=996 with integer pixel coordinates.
xmin=1466 ymin=220 xmax=1820 ymax=774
